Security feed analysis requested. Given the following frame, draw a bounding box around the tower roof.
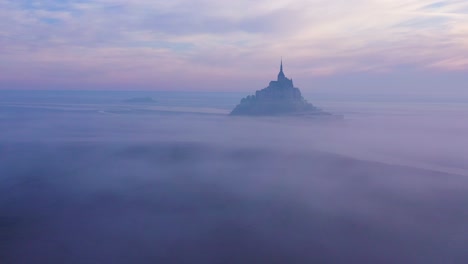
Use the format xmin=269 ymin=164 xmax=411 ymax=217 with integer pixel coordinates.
xmin=278 ymin=58 xmax=286 ymax=80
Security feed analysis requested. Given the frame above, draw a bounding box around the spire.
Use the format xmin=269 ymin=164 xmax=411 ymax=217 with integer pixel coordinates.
xmin=278 ymin=57 xmax=286 ymax=80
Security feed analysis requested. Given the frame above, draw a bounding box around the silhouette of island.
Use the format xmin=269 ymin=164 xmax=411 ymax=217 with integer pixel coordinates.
xmin=123 ymin=97 xmax=157 ymax=104
xmin=231 ymin=60 xmax=328 ymax=116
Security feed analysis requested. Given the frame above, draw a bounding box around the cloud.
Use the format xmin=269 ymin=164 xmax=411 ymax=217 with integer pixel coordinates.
xmin=1 ymin=0 xmax=468 ymax=90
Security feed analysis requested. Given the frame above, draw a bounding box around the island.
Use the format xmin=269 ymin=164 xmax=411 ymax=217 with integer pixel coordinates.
xmin=230 ymin=60 xmax=328 ymax=116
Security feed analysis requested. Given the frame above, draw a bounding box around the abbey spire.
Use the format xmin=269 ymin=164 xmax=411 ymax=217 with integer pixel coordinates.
xmin=278 ymin=58 xmax=286 ymax=81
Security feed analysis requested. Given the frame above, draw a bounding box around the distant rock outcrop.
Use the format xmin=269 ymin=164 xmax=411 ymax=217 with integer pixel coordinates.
xmin=231 ymin=60 xmax=328 ymax=116
xmin=123 ymin=97 xmax=157 ymax=104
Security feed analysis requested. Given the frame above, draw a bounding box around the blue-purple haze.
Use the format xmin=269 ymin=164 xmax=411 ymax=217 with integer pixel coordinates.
xmin=2 ymin=1 xmax=468 ymax=263
xmin=1 ymin=92 xmax=468 ymax=263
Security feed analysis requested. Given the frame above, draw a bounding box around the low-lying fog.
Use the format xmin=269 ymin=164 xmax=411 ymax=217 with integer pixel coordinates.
xmin=1 ymin=92 xmax=467 ymax=263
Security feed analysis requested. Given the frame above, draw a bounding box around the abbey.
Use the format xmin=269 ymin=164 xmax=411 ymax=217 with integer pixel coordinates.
xmin=230 ymin=60 xmax=326 ymax=116
xmin=273 ymin=60 xmax=294 ymax=88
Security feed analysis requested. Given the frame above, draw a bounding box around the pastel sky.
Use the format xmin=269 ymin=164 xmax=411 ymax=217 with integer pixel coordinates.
xmin=1 ymin=0 xmax=468 ymax=94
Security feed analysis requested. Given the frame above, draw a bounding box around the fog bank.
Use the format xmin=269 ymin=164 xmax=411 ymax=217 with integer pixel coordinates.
xmin=1 ymin=93 xmax=468 ymax=263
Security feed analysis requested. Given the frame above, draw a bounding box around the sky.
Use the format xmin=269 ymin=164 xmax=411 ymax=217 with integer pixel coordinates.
xmin=1 ymin=0 xmax=468 ymax=94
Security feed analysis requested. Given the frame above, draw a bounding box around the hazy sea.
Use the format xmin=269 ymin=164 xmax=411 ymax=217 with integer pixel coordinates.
xmin=1 ymin=90 xmax=467 ymax=263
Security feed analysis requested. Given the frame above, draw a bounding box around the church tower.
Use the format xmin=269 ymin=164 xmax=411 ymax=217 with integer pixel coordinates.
xmin=277 ymin=59 xmax=286 ymax=81
xmin=276 ymin=59 xmax=293 ymax=87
